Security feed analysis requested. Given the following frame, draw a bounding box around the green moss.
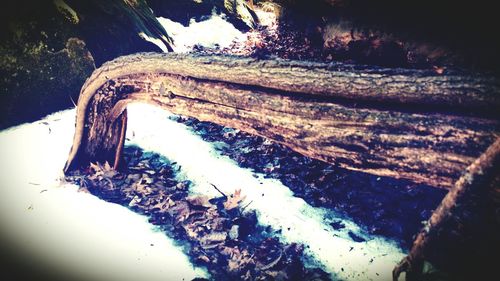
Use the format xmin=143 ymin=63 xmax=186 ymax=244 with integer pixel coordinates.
xmin=53 ymin=0 xmax=80 ymax=24
xmin=0 ymin=23 xmax=95 ymax=129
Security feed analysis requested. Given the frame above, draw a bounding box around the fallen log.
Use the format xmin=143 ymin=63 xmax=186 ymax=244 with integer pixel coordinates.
xmin=63 ymin=52 xmax=500 ymax=188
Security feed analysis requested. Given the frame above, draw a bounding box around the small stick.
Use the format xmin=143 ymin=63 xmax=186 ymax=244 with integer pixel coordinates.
xmin=393 ymin=137 xmax=500 ymax=281
xmin=240 ymin=200 xmax=254 ymax=213
xmin=210 ymin=183 xmax=227 ymax=198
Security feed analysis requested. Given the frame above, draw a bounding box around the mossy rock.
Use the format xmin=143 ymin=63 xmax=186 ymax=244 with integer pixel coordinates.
xmin=0 ymin=0 xmax=175 ymax=129
xmin=0 ymin=0 xmax=94 ymax=129
xmin=0 ymin=36 xmax=95 ymax=129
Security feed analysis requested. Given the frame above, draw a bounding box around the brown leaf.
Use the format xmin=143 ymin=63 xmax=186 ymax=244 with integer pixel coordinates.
xmin=152 ymin=197 xmax=175 ymax=213
xmin=103 ymin=161 xmax=112 ymax=171
xmin=185 ymin=226 xmax=200 ymax=239
xmin=89 ymin=161 xmax=117 ymax=180
xmin=224 ymin=247 xmax=253 ymax=273
xmin=224 ymin=189 xmax=247 ymax=210
xmin=187 ymin=195 xmax=212 ymax=208
xmin=169 ymin=201 xmax=191 ymax=222
xmin=433 ymin=65 xmax=446 ymax=74
xmin=197 ymin=255 xmax=210 ymax=263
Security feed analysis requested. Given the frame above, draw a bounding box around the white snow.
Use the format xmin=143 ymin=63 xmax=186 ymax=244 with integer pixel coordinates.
xmin=0 ymin=12 xmax=407 ymax=281
xmin=157 ymin=14 xmax=246 ymax=53
xmin=126 ymin=103 xmax=406 ymax=281
xmin=0 ymin=103 xmax=406 ymax=281
xmin=0 ymin=109 xmax=207 ymax=281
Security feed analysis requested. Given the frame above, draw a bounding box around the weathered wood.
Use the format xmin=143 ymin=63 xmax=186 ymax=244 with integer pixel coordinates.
xmin=392 ymin=137 xmax=500 ymax=281
xmin=64 ymin=53 xmax=500 ymax=188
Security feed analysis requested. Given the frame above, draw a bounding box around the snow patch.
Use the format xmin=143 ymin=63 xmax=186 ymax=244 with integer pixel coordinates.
xmin=0 ymin=103 xmax=406 ymax=281
xmin=126 ymin=103 xmax=406 ymax=281
xmin=157 ymin=14 xmax=246 ymax=53
xmin=0 ymin=109 xmax=207 ymax=281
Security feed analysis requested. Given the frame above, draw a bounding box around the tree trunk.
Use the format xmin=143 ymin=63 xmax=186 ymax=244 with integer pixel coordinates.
xmin=63 ymin=53 xmax=500 ymax=189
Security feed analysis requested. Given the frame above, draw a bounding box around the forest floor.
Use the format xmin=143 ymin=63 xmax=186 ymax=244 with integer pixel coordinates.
xmin=1 ymin=4 xmax=497 ymax=281
xmin=1 ymin=7 xmax=457 ymax=281
xmin=65 ymin=102 xmax=446 ymax=281
xmin=63 ymin=8 xmax=452 ymax=281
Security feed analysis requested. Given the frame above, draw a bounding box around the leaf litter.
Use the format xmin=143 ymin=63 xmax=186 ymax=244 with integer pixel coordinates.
xmin=66 ymin=145 xmax=330 ymax=281
xmin=172 ymin=115 xmax=448 ymax=250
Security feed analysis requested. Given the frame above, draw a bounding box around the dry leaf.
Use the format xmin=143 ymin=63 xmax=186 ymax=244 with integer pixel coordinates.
xmin=224 ymin=189 xmax=247 ymax=210
xmin=152 ymin=197 xmax=175 ymax=213
xmin=433 ymin=65 xmax=445 ymax=74
xmin=168 ymin=201 xmax=191 ymax=222
xmin=133 ymin=181 xmax=153 ymax=196
xmin=187 ymin=195 xmax=212 ymax=208
xmin=197 ymin=255 xmax=210 ymax=263
xmin=89 ymin=161 xmax=117 ymax=180
xmin=223 ymin=246 xmax=253 ymax=272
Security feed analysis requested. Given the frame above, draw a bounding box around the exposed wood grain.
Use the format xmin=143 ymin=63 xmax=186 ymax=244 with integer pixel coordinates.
xmin=63 ymin=53 xmax=500 ymax=188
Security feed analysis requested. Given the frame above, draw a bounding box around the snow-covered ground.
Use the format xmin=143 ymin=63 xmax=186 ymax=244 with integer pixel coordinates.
xmin=0 ymin=110 xmax=207 ymax=281
xmin=127 ymin=103 xmax=405 ymax=281
xmin=157 ymin=14 xmax=247 ymax=53
xmin=0 ymin=103 xmax=406 ymax=281
xmin=147 ymin=14 xmax=406 ymax=280
xmin=1 ymin=13 xmax=407 ymax=281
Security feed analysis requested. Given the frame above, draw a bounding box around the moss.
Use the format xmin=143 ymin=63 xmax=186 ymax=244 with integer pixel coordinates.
xmin=0 ymin=0 xmax=176 ymax=129
xmin=54 ymin=0 xmax=80 ymax=24
xmin=0 ymin=21 xmax=95 ymax=129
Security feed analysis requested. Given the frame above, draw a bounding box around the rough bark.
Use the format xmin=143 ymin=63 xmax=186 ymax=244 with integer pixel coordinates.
xmin=64 ymin=53 xmax=500 ymax=189
xmin=392 ymin=137 xmax=500 ymax=281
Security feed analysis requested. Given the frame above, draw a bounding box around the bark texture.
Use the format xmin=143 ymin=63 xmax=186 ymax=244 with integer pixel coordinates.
xmin=64 ymin=53 xmax=500 ymax=189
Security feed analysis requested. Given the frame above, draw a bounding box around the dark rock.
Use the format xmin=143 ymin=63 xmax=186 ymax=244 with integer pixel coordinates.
xmin=0 ymin=0 xmax=175 ymax=129
xmin=65 ymin=0 xmax=173 ymax=65
xmin=0 ymin=32 xmax=95 ymax=128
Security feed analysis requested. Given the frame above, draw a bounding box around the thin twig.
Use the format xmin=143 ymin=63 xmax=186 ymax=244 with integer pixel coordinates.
xmin=240 ymin=200 xmax=254 ymax=213
xmin=210 ymin=183 xmax=227 ymax=198
xmin=69 ymin=95 xmax=77 ymax=108
xmin=260 ymin=250 xmax=283 ymax=270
